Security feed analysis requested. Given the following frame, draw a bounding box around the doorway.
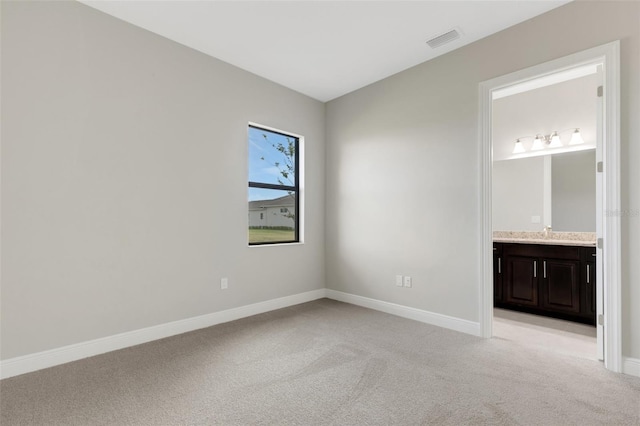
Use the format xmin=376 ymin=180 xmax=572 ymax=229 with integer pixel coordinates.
xmin=478 ymin=41 xmax=622 ymax=372
xmin=491 ymin=68 xmax=599 ymax=360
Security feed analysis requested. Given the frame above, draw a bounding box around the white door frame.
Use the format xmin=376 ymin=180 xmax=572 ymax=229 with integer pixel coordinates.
xmin=478 ymin=41 xmax=622 ymax=372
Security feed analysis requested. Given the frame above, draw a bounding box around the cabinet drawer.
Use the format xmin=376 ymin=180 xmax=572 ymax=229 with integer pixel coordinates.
xmin=503 ymin=243 xmax=580 ymax=260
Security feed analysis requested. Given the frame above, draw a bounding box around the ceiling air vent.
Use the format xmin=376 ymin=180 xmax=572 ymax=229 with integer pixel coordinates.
xmin=426 ymin=28 xmax=461 ymax=49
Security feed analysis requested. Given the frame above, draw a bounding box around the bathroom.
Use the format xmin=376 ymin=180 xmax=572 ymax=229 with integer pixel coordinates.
xmin=491 ymin=67 xmax=600 ymax=360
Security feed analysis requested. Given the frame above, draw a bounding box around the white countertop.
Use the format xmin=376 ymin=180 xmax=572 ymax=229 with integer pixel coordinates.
xmin=493 ymin=231 xmax=596 ymax=247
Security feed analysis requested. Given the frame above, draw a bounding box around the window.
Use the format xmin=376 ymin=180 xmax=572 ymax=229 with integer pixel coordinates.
xmin=248 ymin=125 xmax=299 ymax=245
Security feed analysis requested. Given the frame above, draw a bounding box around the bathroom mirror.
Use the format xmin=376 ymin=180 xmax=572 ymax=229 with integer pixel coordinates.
xmin=492 ymin=149 xmax=596 ymax=232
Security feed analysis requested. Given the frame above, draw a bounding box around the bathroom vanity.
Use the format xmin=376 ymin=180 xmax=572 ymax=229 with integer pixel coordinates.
xmin=493 ymin=232 xmax=596 ymax=325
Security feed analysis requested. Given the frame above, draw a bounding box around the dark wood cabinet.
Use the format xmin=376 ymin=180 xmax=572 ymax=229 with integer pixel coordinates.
xmin=494 ymin=242 xmax=595 ymax=325
xmin=582 ymin=247 xmax=597 ymax=318
xmin=493 ymin=243 xmax=503 ymax=303
xmin=504 ymin=255 xmax=538 ymax=306
xmin=540 ymin=259 xmax=580 ymax=313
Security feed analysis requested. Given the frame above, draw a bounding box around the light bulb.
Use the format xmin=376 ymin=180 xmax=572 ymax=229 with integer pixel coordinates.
xmin=569 ymin=128 xmax=584 ymax=145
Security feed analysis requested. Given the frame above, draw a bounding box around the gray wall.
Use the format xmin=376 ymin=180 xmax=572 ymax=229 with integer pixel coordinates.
xmin=325 ymin=1 xmax=640 ymax=359
xmin=492 ymin=74 xmax=598 ymax=161
xmin=1 ymin=1 xmax=325 ymax=359
xmin=552 ymin=150 xmax=596 ymax=232
xmin=491 ymin=71 xmax=597 ymax=233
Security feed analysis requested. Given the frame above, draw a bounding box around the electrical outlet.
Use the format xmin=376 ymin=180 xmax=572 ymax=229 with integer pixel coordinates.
xmin=395 ymin=275 xmax=403 ymax=287
xmin=221 ymin=277 xmax=228 ymax=290
xmin=403 ymin=276 xmax=412 ymax=288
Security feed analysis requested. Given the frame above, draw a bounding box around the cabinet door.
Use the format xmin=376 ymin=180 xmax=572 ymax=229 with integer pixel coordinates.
xmin=493 ymin=245 xmax=503 ymax=303
xmin=584 ymin=261 xmax=596 ymax=317
xmin=504 ymin=255 xmax=538 ymax=306
xmin=541 ymin=259 xmax=580 ymax=313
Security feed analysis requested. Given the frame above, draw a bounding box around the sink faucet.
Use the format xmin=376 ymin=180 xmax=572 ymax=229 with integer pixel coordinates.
xmin=543 ymin=225 xmax=552 ymax=238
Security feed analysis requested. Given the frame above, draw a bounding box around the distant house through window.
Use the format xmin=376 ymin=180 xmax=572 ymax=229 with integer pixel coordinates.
xmin=248 ymin=124 xmax=300 ymax=245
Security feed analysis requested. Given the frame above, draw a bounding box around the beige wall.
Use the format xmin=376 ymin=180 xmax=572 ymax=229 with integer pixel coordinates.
xmin=1 ymin=1 xmax=325 ymax=359
xmin=326 ymin=1 xmax=640 ymax=358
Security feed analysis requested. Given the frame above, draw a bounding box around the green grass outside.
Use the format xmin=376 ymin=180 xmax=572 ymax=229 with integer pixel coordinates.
xmin=249 ymin=228 xmax=295 ymax=244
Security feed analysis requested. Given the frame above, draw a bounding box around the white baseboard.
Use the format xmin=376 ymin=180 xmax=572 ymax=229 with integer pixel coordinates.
xmin=12 ymin=288 xmax=628 ymax=380
xmin=622 ymin=357 xmax=640 ymax=378
xmin=325 ymin=290 xmax=638 ymax=378
xmin=325 ymin=289 xmax=481 ymax=337
xmin=0 ymin=289 xmax=326 ymax=380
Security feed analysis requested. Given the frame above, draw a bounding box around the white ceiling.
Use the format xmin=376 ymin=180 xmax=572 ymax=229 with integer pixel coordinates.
xmin=79 ymin=0 xmax=570 ymax=102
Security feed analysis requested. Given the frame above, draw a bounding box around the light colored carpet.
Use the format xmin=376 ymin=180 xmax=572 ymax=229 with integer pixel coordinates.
xmin=1 ymin=299 xmax=639 ymax=425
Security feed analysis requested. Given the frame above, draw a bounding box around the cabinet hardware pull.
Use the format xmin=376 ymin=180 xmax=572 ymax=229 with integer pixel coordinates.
xmin=498 ymin=258 xmax=501 ymax=274
xmin=587 ymin=264 xmax=590 ymax=284
xmin=592 ymin=253 xmax=596 ymax=257
xmin=533 ymin=260 xmax=537 ymax=278
xmin=543 ymin=261 xmax=547 ymax=279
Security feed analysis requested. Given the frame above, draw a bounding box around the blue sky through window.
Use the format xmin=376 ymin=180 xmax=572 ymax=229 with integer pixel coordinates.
xmin=248 ymin=126 xmax=296 ymax=201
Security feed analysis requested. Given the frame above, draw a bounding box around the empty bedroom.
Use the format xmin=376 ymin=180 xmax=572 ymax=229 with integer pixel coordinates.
xmin=1 ymin=1 xmax=639 ymax=424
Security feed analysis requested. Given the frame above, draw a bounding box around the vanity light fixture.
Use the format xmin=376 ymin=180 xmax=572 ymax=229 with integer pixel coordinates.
xmin=510 ymin=128 xmax=585 ymax=155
